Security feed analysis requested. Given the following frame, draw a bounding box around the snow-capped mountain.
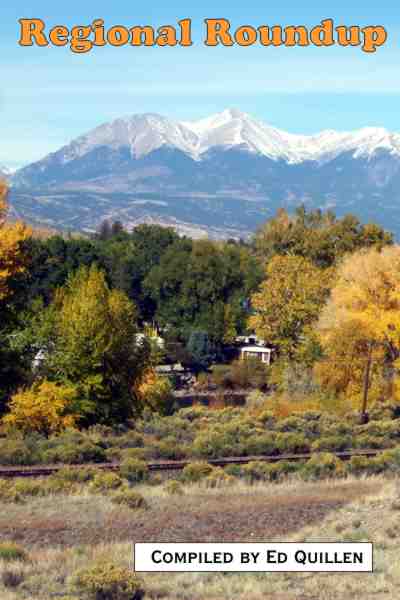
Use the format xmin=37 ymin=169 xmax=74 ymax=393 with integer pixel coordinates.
xmin=14 ymin=108 xmax=400 ymax=177
xmin=0 ymin=165 xmax=14 ymax=177
xmin=183 ymin=109 xmax=400 ymax=164
xmin=10 ymin=109 xmax=400 ymax=238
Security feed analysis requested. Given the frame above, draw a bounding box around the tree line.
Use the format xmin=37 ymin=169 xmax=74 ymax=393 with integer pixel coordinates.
xmin=0 ymin=177 xmax=397 ymax=430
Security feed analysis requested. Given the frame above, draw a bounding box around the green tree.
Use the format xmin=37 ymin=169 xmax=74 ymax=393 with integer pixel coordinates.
xmin=253 ymin=206 xmax=392 ymax=268
xmin=186 ymin=331 xmax=216 ymax=372
xmin=46 ymin=265 xmax=149 ymax=423
xmin=144 ymin=239 xmax=261 ymax=346
xmin=249 ymin=255 xmax=331 ymax=357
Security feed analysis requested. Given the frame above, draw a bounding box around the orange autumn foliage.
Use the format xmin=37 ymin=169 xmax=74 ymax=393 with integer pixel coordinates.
xmin=135 ymin=368 xmax=173 ymax=414
xmin=0 ymin=180 xmax=31 ymax=301
xmin=3 ymin=380 xmax=80 ymax=435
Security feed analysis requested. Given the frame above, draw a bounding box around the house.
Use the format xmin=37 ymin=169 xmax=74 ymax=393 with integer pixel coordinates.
xmin=240 ymin=345 xmax=273 ymax=365
xmin=235 ymin=334 xmax=266 ymax=346
xmin=135 ymin=332 xmax=165 ymax=348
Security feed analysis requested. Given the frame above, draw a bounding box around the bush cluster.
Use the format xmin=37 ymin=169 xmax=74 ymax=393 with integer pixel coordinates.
xmin=0 ymin=542 xmax=28 ymax=562
xmin=111 ymin=490 xmax=147 ymax=510
xmin=1 ymin=404 xmax=400 ymax=479
xmin=210 ymin=359 xmax=269 ymax=390
xmin=74 ymin=561 xmax=144 ymax=600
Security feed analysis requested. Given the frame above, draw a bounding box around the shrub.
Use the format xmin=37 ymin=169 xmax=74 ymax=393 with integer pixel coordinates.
xmin=43 ymin=476 xmax=76 ymax=495
xmin=241 ymin=459 xmax=300 ymax=483
xmin=56 ymin=466 xmax=96 ymax=483
xmin=346 ymin=455 xmax=373 ymax=476
xmin=357 ymin=420 xmax=400 ymax=439
xmin=148 ymin=474 xmax=163 ymax=486
xmin=246 ymin=389 xmax=269 ymax=411
xmin=105 ymin=447 xmax=123 ymax=462
xmin=181 ymin=461 xmax=213 ymax=483
xmin=354 ymin=434 xmax=393 ymax=450
xmin=265 ymin=460 xmax=302 ymax=482
xmin=0 ymin=542 xmax=27 ymax=562
xmin=90 ymin=472 xmax=124 ymax=492
xmin=241 ymin=461 xmax=270 ymax=484
xmin=229 ymin=358 xmax=268 ymax=389
xmin=120 ymin=459 xmax=149 ymax=484
xmin=74 ymin=561 xmax=144 ymax=600
xmin=257 ymin=410 xmax=276 ymax=427
xmin=275 ymin=417 xmax=305 ymax=433
xmin=0 ymin=438 xmax=35 ymax=466
xmin=111 ymin=431 xmax=144 ymax=449
xmin=369 ymin=401 xmax=400 ymax=421
xmin=136 ymin=369 xmax=174 ymax=416
xmin=311 ymin=435 xmax=352 ymax=452
xmin=204 ymin=467 xmax=235 ymax=488
xmin=164 ymin=480 xmax=184 ymax=495
xmin=0 ymin=479 xmax=17 ymax=503
xmin=302 ymin=453 xmax=344 ymax=480
xmin=196 ymin=371 xmax=211 ymax=389
xmin=191 ymin=432 xmax=234 ymax=458
xmin=2 ymin=569 xmax=24 ymax=588
xmin=87 ymin=424 xmax=115 ymax=443
xmin=111 ymin=490 xmax=147 ymax=510
xmin=275 ymin=433 xmax=310 ymax=454
xmin=224 ymin=464 xmax=242 ymax=477
xmin=41 ymin=441 xmax=106 ymax=465
xmin=211 ymin=365 xmax=232 ymax=388
xmin=346 ymin=452 xmax=400 ymax=477
xmin=367 ymin=449 xmax=400 ymax=475
xmin=324 ymin=422 xmax=353 ymax=437
xmin=149 ymin=438 xmax=187 ymax=460
xmin=177 ymin=406 xmax=207 ymax=422
xmin=121 ymin=448 xmax=147 ymax=461
xmin=13 ymin=479 xmax=45 ymax=498
xmin=243 ymin=433 xmax=277 ymax=456
xmin=302 ymin=411 xmax=322 ymax=422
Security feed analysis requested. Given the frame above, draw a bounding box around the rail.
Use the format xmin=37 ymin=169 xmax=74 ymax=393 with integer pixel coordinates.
xmin=0 ymin=448 xmax=384 ymax=478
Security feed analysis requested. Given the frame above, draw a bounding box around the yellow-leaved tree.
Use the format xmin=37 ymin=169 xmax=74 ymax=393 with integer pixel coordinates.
xmin=0 ymin=181 xmax=31 ymax=301
xmin=315 ymin=245 xmax=400 ymax=412
xmin=50 ymin=264 xmax=149 ymax=423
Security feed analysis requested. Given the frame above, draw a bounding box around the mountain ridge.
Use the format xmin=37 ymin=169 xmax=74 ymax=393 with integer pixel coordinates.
xmin=12 ymin=108 xmax=400 ymax=185
xmin=9 ymin=108 xmax=400 ymax=239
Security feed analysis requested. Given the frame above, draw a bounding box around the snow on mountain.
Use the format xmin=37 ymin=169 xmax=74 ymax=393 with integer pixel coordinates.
xmin=57 ymin=113 xmax=199 ymax=164
xmin=0 ymin=165 xmax=13 ymax=176
xmin=292 ymin=127 xmax=400 ymax=164
xmin=184 ymin=108 xmax=301 ymax=161
xmin=27 ymin=108 xmax=400 ymax=170
xmin=183 ymin=109 xmax=400 ymax=164
xmin=11 ymin=108 xmax=400 ymax=240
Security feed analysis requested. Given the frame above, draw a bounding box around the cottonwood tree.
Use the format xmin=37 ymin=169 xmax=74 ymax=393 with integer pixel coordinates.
xmin=253 ymin=206 xmax=392 ymax=268
xmin=249 ymin=254 xmax=331 ymax=357
xmin=315 ymin=246 xmax=400 ymax=412
xmin=46 ymin=264 xmax=150 ymax=423
xmin=0 ymin=181 xmax=31 ymax=411
xmin=0 ymin=181 xmax=31 ymax=301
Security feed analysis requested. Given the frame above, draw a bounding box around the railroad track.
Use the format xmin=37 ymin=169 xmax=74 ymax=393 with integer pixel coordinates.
xmin=0 ymin=449 xmax=384 ymax=479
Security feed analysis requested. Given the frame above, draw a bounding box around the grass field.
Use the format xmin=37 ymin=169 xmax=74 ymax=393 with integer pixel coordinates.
xmin=0 ymin=474 xmax=398 ymax=599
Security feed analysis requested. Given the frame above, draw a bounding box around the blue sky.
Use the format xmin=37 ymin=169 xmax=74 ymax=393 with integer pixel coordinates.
xmin=2 ymin=1 xmax=400 ymax=166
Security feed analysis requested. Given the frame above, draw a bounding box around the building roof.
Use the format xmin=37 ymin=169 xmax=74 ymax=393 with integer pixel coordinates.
xmin=240 ymin=345 xmax=272 ymax=353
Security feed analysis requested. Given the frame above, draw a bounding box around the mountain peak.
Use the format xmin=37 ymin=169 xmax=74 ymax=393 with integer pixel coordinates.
xmin=13 ymin=109 xmax=400 ymax=179
xmin=222 ymin=107 xmax=248 ymax=119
